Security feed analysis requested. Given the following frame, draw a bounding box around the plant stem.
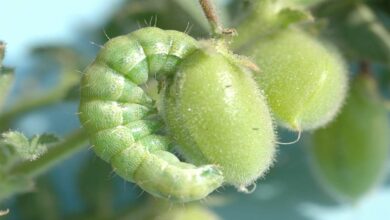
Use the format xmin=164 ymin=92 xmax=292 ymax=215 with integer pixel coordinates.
xmin=10 ymin=129 xmax=88 ymax=178
xmin=198 ymin=0 xmax=236 ymax=38
xmin=0 ymin=87 xmax=70 ymax=131
xmin=199 ymin=0 xmax=221 ymax=36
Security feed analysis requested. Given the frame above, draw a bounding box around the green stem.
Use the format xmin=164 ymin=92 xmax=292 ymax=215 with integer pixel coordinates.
xmin=0 ymin=87 xmax=70 ymax=131
xmin=0 ymin=67 xmax=79 ymax=131
xmin=10 ymin=129 xmax=88 ymax=178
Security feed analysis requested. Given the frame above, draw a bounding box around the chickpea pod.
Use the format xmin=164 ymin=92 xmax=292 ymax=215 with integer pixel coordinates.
xmin=247 ymin=28 xmax=348 ymax=131
xmin=311 ymin=75 xmax=390 ymax=201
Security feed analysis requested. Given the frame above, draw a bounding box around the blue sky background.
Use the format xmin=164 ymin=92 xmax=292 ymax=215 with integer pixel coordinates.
xmin=0 ymin=0 xmax=121 ymax=65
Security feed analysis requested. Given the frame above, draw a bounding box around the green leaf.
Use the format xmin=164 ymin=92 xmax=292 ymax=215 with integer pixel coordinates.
xmin=2 ymin=131 xmax=42 ymax=161
xmin=314 ymin=2 xmax=390 ymax=64
xmin=1 ymin=131 xmax=59 ymax=161
xmin=2 ymin=131 xmax=30 ymax=153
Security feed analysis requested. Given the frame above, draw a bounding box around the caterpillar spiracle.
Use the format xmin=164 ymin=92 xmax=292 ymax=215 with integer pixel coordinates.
xmin=79 ymin=27 xmax=276 ymax=202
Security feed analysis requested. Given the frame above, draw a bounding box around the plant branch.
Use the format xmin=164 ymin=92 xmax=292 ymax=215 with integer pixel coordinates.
xmin=0 ymin=94 xmax=61 ymax=131
xmin=10 ymin=129 xmax=88 ymax=178
xmin=199 ymin=0 xmax=221 ymax=35
xmin=198 ymin=0 xmax=236 ymax=37
xmin=0 ymin=76 xmax=77 ymax=131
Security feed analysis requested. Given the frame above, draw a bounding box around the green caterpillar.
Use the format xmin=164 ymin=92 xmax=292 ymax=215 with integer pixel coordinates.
xmin=79 ymin=27 xmax=276 ymax=202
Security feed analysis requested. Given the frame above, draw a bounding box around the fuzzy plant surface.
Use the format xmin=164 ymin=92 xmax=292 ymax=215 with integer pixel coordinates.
xmin=125 ymin=198 xmax=221 ymax=220
xmin=247 ymin=28 xmax=348 ymax=131
xmin=311 ymin=74 xmax=390 ymax=202
xmin=233 ymin=0 xmax=348 ymax=131
xmin=163 ymin=41 xmax=275 ymax=189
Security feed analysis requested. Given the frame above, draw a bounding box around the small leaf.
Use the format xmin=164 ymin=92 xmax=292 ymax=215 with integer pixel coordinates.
xmin=3 ymin=131 xmax=41 ymax=161
xmin=2 ymin=131 xmax=30 ymax=152
xmin=314 ymin=2 xmax=390 ymax=64
xmin=1 ymin=132 xmax=59 ymax=161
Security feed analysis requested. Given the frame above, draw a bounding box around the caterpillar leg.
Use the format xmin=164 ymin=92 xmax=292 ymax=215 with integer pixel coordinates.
xmin=79 ymin=27 xmax=224 ymax=202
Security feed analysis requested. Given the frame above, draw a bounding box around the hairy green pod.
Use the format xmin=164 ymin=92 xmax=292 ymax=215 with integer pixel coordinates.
xmin=79 ymin=27 xmax=224 ymax=202
xmin=153 ymin=202 xmax=220 ymax=220
xmin=163 ymin=44 xmax=276 ymax=188
xmin=126 ymin=198 xmax=220 ymax=220
xmin=311 ymin=75 xmax=390 ymax=201
xmin=247 ymin=28 xmax=348 ymax=131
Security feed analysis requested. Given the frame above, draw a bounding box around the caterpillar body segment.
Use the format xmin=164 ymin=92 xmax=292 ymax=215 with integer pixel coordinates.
xmin=79 ymin=27 xmax=223 ymax=202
